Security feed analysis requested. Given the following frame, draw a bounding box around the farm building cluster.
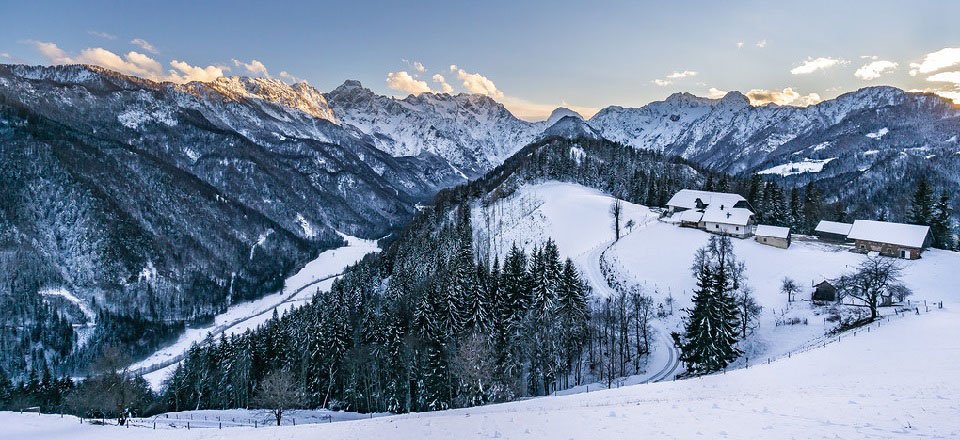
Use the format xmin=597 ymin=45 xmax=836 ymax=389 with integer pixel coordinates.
xmin=665 ymin=189 xmax=931 ymax=259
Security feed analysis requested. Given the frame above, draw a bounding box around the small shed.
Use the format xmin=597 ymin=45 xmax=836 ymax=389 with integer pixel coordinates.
xmin=754 ymin=225 xmax=791 ymax=249
xmin=677 ymin=209 xmax=704 ymax=228
xmin=812 ymin=280 xmax=838 ymax=302
xmin=814 ymin=220 xmax=853 ymax=242
xmin=846 ymin=220 xmax=931 ymax=259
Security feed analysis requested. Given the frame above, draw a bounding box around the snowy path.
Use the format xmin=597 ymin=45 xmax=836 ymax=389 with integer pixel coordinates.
xmin=130 ymin=235 xmax=380 ymax=388
xmin=575 ymin=235 xmax=682 ymax=386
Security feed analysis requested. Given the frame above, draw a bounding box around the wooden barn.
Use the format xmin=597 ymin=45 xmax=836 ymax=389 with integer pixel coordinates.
xmin=812 ymin=280 xmax=838 ymax=302
xmin=846 ymin=220 xmax=931 ymax=259
xmin=754 ymin=225 xmax=791 ymax=249
xmin=814 ymin=220 xmax=853 ymax=242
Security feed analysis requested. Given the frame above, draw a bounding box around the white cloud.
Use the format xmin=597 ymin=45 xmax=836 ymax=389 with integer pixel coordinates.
xmin=278 ymin=71 xmax=302 ymax=83
xmin=454 ymin=68 xmax=504 ymax=99
xmin=168 ymin=60 xmax=226 ymax=83
xmin=667 ymin=70 xmax=698 ymax=79
xmin=233 ymin=59 xmax=270 ymax=77
xmin=31 ymin=41 xmax=73 ymax=64
xmin=0 ymin=52 xmax=10 ymax=59
xmin=755 ymin=40 xmax=767 ymax=48
xmin=791 ymin=57 xmax=846 ymax=75
xmin=909 ymin=47 xmax=960 ymax=76
xmin=432 ymin=74 xmax=453 ymax=93
xmin=926 ymin=71 xmax=960 ymax=85
xmin=130 ymin=38 xmax=158 ymax=54
xmin=88 ymin=31 xmax=116 ymax=40
xmin=745 ymin=87 xmax=821 ymax=107
xmin=386 ymin=71 xmax=432 ymax=95
xmin=706 ymin=87 xmax=727 ymax=99
xmin=854 ymin=60 xmax=898 ymax=80
xmin=30 ymin=40 xmax=227 ymax=83
xmin=652 ymin=79 xmax=672 ymax=86
xmin=933 ymin=90 xmax=960 ymax=104
xmin=737 ymin=42 xmax=744 ymax=49
xmin=413 ymin=61 xmax=425 ymax=73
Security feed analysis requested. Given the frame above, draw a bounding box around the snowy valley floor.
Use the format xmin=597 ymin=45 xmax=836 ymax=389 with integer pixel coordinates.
xmin=4 ymin=305 xmax=958 ymax=439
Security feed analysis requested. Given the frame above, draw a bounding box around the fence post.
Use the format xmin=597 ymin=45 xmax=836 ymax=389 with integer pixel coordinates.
xmin=255 ymin=420 xmax=258 ymax=428
xmin=153 ymin=422 xmax=156 ymax=430
xmin=187 ymin=422 xmax=190 ymax=430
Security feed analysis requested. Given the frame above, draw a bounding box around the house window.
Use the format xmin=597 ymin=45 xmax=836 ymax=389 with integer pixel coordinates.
xmin=715 ymin=224 xmax=719 ymax=229
xmin=736 ymin=227 xmax=739 ymax=231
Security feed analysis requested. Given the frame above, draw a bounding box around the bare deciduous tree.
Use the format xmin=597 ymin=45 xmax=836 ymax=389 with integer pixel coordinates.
xmin=252 ymin=370 xmax=304 ymax=426
xmin=837 ymin=256 xmax=905 ymax=320
xmin=610 ymin=199 xmax=623 ymax=241
xmin=780 ymin=277 xmax=800 ymax=303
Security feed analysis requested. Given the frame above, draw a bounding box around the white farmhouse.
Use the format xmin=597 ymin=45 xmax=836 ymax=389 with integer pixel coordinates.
xmin=667 ymin=189 xmax=756 ymax=238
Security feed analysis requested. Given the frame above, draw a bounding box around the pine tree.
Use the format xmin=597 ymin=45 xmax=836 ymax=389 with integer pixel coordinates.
xmin=788 ymin=187 xmax=802 ymax=231
xmin=802 ymin=182 xmax=823 ymax=234
xmin=675 ymin=238 xmax=742 ymax=375
xmin=930 ymin=192 xmax=955 ymax=249
xmin=909 ymin=177 xmax=934 ymax=226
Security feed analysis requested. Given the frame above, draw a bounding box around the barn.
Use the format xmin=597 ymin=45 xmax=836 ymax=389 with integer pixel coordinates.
xmin=814 ymin=220 xmax=853 ymax=242
xmin=846 ymin=220 xmax=931 ymax=259
xmin=754 ymin=225 xmax=791 ymax=249
xmin=812 ymin=280 xmax=838 ymax=302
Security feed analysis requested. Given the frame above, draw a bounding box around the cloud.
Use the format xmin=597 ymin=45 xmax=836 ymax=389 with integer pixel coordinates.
xmin=498 ymin=96 xmax=598 ymax=122
xmin=88 ymin=31 xmax=116 ymax=40
xmin=449 ymin=64 xmax=458 ymax=72
xmin=30 ymin=40 xmax=226 ymax=83
xmin=790 ymin=57 xmax=845 ymax=75
xmin=667 ymin=70 xmax=698 ymax=79
xmin=413 ymin=61 xmax=425 ymax=73
xmin=130 ymin=38 xmax=158 ymax=54
xmin=454 ymin=68 xmax=504 ymax=99
xmin=0 ymin=52 xmax=9 ymax=59
xmin=278 ymin=71 xmax=302 ymax=83
xmin=854 ymin=60 xmax=898 ymax=80
xmin=755 ymin=40 xmax=767 ymax=48
xmin=168 ymin=60 xmax=226 ymax=83
xmin=432 ymin=74 xmax=453 ymax=93
xmin=233 ymin=59 xmax=270 ymax=77
xmin=706 ymin=87 xmax=728 ymax=99
xmin=737 ymin=42 xmax=744 ymax=49
xmin=652 ymin=79 xmax=672 ymax=86
xmin=926 ymin=71 xmax=960 ymax=85
xmin=909 ymin=47 xmax=960 ymax=76
xmin=31 ymin=41 xmax=73 ymax=64
xmin=745 ymin=87 xmax=821 ymax=107
xmin=386 ymin=71 xmax=432 ymax=95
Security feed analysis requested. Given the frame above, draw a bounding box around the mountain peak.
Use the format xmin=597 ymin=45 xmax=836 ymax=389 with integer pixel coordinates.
xmin=546 ymin=107 xmax=584 ymax=126
xmin=717 ymin=91 xmax=751 ymax=109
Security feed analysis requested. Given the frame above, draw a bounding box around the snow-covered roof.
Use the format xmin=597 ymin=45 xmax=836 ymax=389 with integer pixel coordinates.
xmin=846 ymin=220 xmax=930 ymax=249
xmin=701 ymin=207 xmax=753 ymax=226
xmin=755 ymin=225 xmax=791 ymax=238
xmin=677 ymin=210 xmax=704 ymax=223
xmin=815 ymin=220 xmax=853 ymax=236
xmin=666 ymin=189 xmax=746 ymax=210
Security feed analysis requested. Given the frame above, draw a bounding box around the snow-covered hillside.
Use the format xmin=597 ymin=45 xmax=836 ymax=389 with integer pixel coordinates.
xmin=5 ymin=301 xmax=957 ymax=439
xmin=130 ymin=235 xmax=379 ymax=389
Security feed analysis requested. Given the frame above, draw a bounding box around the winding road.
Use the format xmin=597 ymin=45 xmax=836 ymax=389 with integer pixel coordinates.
xmin=576 ymin=237 xmax=682 ymax=384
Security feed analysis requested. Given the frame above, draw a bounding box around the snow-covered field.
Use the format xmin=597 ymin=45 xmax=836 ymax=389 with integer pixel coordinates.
xmin=5 ymin=305 xmax=958 ymax=439
xmin=131 ymin=234 xmax=379 ymax=388
xmin=758 ymin=157 xmax=836 ymax=176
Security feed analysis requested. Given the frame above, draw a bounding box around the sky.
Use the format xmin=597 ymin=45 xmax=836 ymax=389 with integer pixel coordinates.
xmin=1 ymin=0 xmax=959 ymax=121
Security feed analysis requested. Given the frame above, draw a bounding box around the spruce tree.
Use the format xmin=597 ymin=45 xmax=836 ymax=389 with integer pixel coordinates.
xmin=676 ymin=238 xmax=742 ymax=375
xmin=931 ymin=192 xmax=955 ymax=249
xmin=909 ymin=177 xmax=934 ymax=225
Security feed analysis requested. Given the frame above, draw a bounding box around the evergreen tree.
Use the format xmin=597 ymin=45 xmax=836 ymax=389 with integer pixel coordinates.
xmin=909 ymin=177 xmax=934 ymax=226
xmin=675 ymin=237 xmax=742 ymax=375
xmin=788 ymin=187 xmax=802 ymax=231
xmin=931 ymin=192 xmax=955 ymax=249
xmin=802 ymin=182 xmax=823 ymax=234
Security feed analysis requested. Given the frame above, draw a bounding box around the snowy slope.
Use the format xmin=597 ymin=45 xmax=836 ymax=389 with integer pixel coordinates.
xmin=6 ymin=306 xmax=958 ymax=439
xmin=131 ymin=235 xmax=379 ymax=389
